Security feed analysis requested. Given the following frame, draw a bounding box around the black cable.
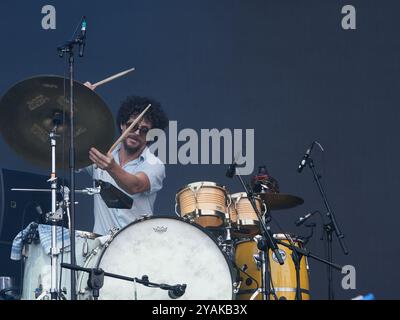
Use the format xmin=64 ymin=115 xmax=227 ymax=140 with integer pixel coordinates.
xmin=266 ymin=253 xmax=279 ymax=301
xmin=300 ymin=223 xmax=315 ymax=246
xmin=232 ymin=260 xmax=260 ymax=297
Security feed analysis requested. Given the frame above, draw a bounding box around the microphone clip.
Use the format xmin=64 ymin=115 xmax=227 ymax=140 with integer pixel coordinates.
xmin=168 ymin=284 xmax=187 ymax=299
xmin=226 ymin=162 xmax=237 ymax=178
xmin=295 ymin=211 xmax=319 ymax=227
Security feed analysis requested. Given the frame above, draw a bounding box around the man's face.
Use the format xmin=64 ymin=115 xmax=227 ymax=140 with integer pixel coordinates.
xmin=120 ymin=116 xmax=152 ymax=154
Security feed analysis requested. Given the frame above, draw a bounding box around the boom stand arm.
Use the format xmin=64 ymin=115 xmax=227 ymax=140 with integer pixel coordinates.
xmin=274 ymin=239 xmax=343 ymax=271
xmin=61 ymin=263 xmax=187 ymax=300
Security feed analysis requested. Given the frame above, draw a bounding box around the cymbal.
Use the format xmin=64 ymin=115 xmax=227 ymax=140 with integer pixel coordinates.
xmin=257 ymin=192 xmax=304 ymax=210
xmin=0 ymin=75 xmax=115 ymax=169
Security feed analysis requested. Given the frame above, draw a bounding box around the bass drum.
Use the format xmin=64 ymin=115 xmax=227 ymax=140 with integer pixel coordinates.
xmin=78 ymin=216 xmax=237 ymax=300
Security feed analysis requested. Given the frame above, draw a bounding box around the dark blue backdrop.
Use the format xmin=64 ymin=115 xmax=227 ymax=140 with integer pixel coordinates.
xmin=1 ymin=0 xmax=399 ymax=300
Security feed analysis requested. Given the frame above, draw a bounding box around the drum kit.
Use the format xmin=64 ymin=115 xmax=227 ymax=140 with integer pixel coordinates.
xmin=0 ymin=69 xmax=317 ymax=300
xmin=13 ymin=182 xmax=311 ymax=301
xmin=0 ymin=18 xmax=347 ymax=300
xmin=0 ymin=70 xmax=344 ymax=301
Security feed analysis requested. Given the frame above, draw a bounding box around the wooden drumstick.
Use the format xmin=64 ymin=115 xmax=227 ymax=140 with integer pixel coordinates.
xmin=92 ymin=67 xmax=135 ymax=89
xmin=107 ymin=104 xmax=152 ymax=154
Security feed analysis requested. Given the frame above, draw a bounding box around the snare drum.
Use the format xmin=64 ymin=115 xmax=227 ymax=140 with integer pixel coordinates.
xmin=176 ymin=182 xmax=229 ymax=228
xmin=21 ymin=229 xmax=101 ymax=300
xmin=77 ymin=216 xmax=237 ymax=300
xmin=229 ymin=193 xmax=265 ymax=237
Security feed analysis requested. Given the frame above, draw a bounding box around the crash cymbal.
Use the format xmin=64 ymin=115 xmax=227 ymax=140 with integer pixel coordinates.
xmin=0 ymin=75 xmax=115 ymax=169
xmin=257 ymin=192 xmax=304 ymax=210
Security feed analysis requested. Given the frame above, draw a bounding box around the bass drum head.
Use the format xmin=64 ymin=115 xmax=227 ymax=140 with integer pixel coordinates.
xmin=96 ymin=216 xmax=235 ymax=300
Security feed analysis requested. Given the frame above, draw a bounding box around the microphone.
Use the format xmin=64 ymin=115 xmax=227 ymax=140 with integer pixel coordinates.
xmin=295 ymin=211 xmax=318 ymax=226
xmin=297 ymin=142 xmax=315 ymax=173
xmin=168 ymin=284 xmax=186 ymax=299
xmin=79 ymin=17 xmax=87 ymax=57
xmin=226 ymin=163 xmax=237 ymax=178
xmin=81 ymin=17 xmax=87 ymax=38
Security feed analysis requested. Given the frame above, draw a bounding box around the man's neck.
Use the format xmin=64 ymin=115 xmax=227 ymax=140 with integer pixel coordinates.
xmin=118 ymin=145 xmax=146 ymax=167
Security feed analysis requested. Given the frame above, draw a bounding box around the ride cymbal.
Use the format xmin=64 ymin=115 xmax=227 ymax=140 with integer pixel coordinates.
xmin=0 ymin=75 xmax=115 ymax=169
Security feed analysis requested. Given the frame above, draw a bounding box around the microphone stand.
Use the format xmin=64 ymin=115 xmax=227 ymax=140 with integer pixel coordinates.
xmin=61 ymin=263 xmax=186 ymax=300
xmin=230 ymin=165 xmax=284 ymax=300
xmin=307 ymin=158 xmax=348 ymax=300
xmin=57 ymin=16 xmax=87 ymax=300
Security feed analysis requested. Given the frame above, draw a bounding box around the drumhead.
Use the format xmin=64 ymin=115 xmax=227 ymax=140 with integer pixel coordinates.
xmin=95 ymin=216 xmax=236 ymax=300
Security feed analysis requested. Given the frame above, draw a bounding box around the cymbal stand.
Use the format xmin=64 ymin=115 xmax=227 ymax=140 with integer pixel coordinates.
xmin=47 ymin=123 xmax=63 ymax=300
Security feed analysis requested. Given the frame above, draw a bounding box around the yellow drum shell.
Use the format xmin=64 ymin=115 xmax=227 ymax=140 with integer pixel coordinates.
xmin=234 ymin=236 xmax=311 ymax=300
xmin=176 ymin=181 xmax=228 ymax=228
xmin=234 ymin=240 xmax=262 ymax=300
xmin=269 ymin=234 xmax=310 ymax=300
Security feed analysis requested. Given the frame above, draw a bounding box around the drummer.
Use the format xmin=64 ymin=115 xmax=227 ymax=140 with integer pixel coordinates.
xmin=83 ymin=88 xmax=169 ymax=235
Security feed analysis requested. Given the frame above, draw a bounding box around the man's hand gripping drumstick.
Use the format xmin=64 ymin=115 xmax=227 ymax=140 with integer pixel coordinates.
xmin=89 ymin=104 xmax=152 ymax=170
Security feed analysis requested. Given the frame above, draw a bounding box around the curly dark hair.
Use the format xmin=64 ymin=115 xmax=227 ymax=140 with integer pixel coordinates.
xmin=116 ymin=96 xmax=169 ymax=132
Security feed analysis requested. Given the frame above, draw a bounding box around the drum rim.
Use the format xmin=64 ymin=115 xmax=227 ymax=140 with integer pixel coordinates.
xmin=95 ymin=215 xmax=237 ymax=299
xmin=234 ymin=238 xmax=258 ymax=245
xmin=183 ymin=209 xmax=227 ymax=223
xmin=273 ymin=233 xmax=303 ymax=242
xmin=176 ymin=181 xmax=227 ymax=195
xmin=230 ymin=192 xmax=261 ymax=200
